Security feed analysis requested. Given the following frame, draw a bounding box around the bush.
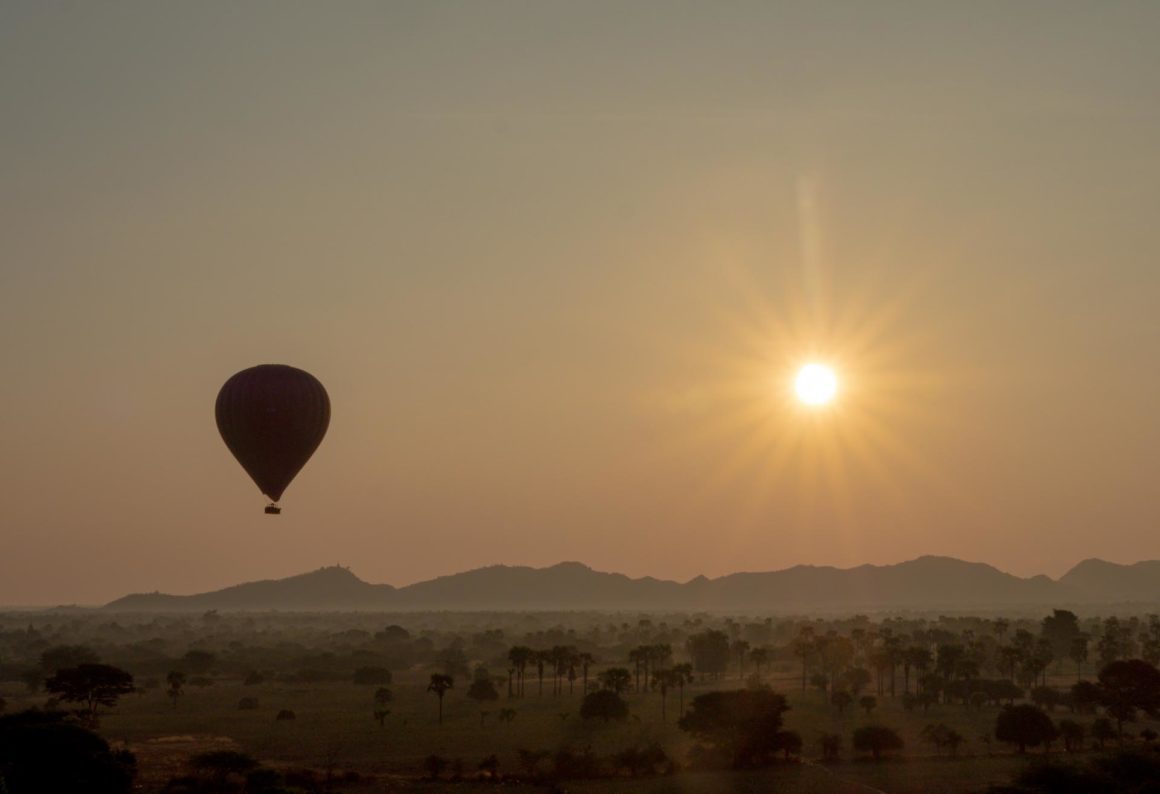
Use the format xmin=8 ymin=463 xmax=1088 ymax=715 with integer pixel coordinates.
xmin=580 ymin=690 xmax=628 ymax=722
xmin=237 ymin=697 xmax=259 ymax=710
xmin=995 ymin=704 xmax=1058 ymax=753
xmin=553 ymin=747 xmax=601 ymax=779
xmin=0 ymin=710 xmax=136 ymax=793
xmin=424 ymin=754 xmax=448 ymax=780
xmin=275 ymin=709 xmax=296 ymax=721
xmin=852 ymin=725 xmax=904 ymax=761
xmin=678 ymin=689 xmax=791 ymax=768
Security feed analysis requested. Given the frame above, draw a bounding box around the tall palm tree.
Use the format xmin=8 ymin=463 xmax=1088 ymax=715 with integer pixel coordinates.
xmin=749 ymin=647 xmax=769 ymax=677
xmin=792 ymin=627 xmax=816 ymax=691
xmin=653 ymin=669 xmax=680 ymax=722
xmin=427 ymin=674 xmax=454 ymax=726
xmin=732 ymin=639 xmax=751 ymax=679
xmin=508 ymin=646 xmax=533 ymax=697
xmin=628 ymin=646 xmax=648 ymax=693
xmin=577 ymin=652 xmax=596 ymax=694
xmin=672 ymin=663 xmax=694 ymax=717
xmin=535 ymin=650 xmax=547 ymax=697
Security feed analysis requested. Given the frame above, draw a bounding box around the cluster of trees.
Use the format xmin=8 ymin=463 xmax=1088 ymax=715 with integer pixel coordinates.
xmin=8 ymin=606 xmax=1160 ymax=788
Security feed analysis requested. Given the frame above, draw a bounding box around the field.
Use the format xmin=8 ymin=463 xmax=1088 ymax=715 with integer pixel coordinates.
xmin=0 ymin=665 xmax=1121 ymax=792
xmin=2 ymin=609 xmax=1157 ymax=792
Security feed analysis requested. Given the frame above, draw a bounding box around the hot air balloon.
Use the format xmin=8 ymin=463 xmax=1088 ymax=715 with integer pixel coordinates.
xmin=215 ymin=364 xmax=330 ymax=514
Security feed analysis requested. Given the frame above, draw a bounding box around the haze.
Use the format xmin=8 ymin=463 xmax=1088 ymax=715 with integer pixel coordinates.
xmin=2 ymin=2 xmax=1160 ymax=605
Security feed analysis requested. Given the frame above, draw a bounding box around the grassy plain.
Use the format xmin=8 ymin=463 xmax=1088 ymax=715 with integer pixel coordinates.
xmin=1 ymin=663 xmax=1132 ymax=792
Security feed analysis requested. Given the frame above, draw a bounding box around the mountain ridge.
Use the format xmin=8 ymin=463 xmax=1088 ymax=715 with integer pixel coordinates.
xmin=102 ymin=556 xmax=1160 ymax=612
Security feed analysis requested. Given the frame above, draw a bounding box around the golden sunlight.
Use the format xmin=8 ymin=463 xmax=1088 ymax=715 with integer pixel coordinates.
xmin=794 ymin=363 xmax=838 ymax=406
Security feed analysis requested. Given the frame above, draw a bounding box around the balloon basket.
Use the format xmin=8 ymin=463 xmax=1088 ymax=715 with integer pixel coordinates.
xmin=264 ymin=504 xmax=282 ymax=515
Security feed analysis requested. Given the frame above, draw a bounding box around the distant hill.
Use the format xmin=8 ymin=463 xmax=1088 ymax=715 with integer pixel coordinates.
xmin=103 ymin=555 xmax=1160 ymax=612
xmin=106 ymin=566 xmax=394 ymax=611
xmin=1059 ymin=559 xmax=1160 ymax=602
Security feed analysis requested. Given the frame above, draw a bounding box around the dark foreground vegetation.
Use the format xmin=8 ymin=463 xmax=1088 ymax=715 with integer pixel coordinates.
xmin=3 ymin=608 xmax=1160 ymax=792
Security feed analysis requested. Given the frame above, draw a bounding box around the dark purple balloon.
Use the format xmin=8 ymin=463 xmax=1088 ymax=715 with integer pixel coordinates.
xmin=215 ymin=365 xmax=330 ymax=506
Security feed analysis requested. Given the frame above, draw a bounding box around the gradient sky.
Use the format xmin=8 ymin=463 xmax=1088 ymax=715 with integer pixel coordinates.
xmin=3 ymin=2 xmax=1160 ymax=605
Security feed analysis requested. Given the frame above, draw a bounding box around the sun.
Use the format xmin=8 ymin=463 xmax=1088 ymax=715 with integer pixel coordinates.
xmin=794 ymin=363 xmax=839 ymax=406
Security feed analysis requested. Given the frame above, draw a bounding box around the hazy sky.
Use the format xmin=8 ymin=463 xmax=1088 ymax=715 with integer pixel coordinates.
xmin=3 ymin=2 xmax=1160 ymax=604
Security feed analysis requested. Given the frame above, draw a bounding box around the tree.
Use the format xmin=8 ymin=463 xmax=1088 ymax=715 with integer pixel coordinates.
xmin=576 ymin=652 xmax=596 ymax=696
xmin=373 ymin=687 xmax=392 ymax=727
xmin=180 ymin=650 xmax=215 ymax=676
xmin=427 ymin=674 xmax=454 ymax=726
xmin=507 ymin=646 xmax=533 ymax=697
xmin=1091 ymin=718 xmax=1116 ymax=749
xmin=424 ymin=754 xmax=448 ymax=780
xmin=652 ymin=669 xmax=680 ymax=722
xmin=1058 ymin=719 xmax=1085 ymax=753
xmin=921 ymin=723 xmax=964 ymax=756
xmin=45 ymin=664 xmax=134 ymax=725
xmin=820 ymin=733 xmax=842 ymax=761
xmin=1097 ymin=618 xmax=1131 ymax=667
xmin=995 ymin=704 xmax=1058 ymax=753
xmin=844 ymin=667 xmax=872 ymax=696
xmin=516 ymin=748 xmax=550 ymax=779
xmin=731 ymin=639 xmax=751 ymax=679
xmin=439 ymin=645 xmax=470 ymax=679
xmin=0 ymin=710 xmax=136 ymax=794
xmin=677 ymin=688 xmax=791 ymax=767
xmin=597 ymin=667 xmax=632 ymax=695
xmin=672 ymin=663 xmax=694 ymax=717
xmin=1098 ymin=659 xmax=1160 ymax=737
xmin=832 ymin=690 xmax=852 ymax=714
xmin=1069 ymin=636 xmax=1089 ymax=681
xmin=1042 ymin=610 xmax=1081 ymax=663
xmin=580 ymin=689 xmax=628 ymax=723
xmin=39 ymin=645 xmax=98 ymax=673
xmin=1071 ymin=680 xmax=1101 ymax=713
xmin=467 ymin=668 xmax=499 ymax=705
xmin=749 ymin=646 xmax=770 ymax=677
xmin=859 ymin=695 xmax=877 ymax=716
xmin=901 ymin=646 xmax=931 ymax=695
xmin=165 ymin=671 xmax=185 ymax=709
xmin=792 ymin=626 xmax=816 ymax=691
xmin=852 ymin=725 xmax=904 ymax=761
xmin=686 ymin=630 xmax=731 ymax=679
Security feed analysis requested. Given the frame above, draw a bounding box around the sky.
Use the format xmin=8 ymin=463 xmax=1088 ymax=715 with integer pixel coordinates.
xmin=2 ymin=2 xmax=1160 ymax=605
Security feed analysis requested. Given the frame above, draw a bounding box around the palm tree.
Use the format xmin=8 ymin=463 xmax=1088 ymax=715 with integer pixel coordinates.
xmin=902 ymin=647 xmax=931 ymax=695
xmin=628 ymin=646 xmax=648 ymax=692
xmin=534 ymin=650 xmax=547 ymax=697
xmin=1069 ymin=636 xmax=1089 ymax=682
xmin=427 ymin=674 xmax=454 ymax=725
xmin=507 ymin=646 xmax=533 ymax=697
xmin=731 ymin=639 xmax=751 ymax=680
xmin=792 ymin=627 xmax=816 ymax=691
xmin=672 ymin=663 xmax=694 ymax=716
xmin=653 ymin=669 xmax=680 ymax=722
xmin=577 ymin=652 xmax=595 ymax=694
xmin=749 ymin=647 xmax=770 ymax=677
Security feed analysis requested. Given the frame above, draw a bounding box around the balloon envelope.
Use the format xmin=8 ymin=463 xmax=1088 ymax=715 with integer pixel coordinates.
xmin=215 ymin=364 xmax=330 ymax=505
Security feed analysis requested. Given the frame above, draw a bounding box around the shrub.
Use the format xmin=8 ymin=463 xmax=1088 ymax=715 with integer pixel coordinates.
xmin=580 ymin=690 xmax=628 ymax=722
xmin=852 ymin=725 xmax=904 ymax=761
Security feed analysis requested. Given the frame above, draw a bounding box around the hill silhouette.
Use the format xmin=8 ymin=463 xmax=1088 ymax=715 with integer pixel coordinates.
xmin=102 ymin=556 xmax=1160 ymax=612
